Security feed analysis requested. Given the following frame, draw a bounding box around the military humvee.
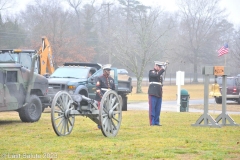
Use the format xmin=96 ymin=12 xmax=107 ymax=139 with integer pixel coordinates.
xmin=0 ymin=49 xmax=50 ymax=122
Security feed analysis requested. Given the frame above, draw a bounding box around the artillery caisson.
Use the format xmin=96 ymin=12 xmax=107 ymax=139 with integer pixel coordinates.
xmin=51 ymin=90 xmax=122 ymax=137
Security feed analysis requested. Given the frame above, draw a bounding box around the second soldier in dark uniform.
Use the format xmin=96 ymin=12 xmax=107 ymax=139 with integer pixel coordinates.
xmin=95 ymin=64 xmax=115 ymax=103
xmin=95 ymin=64 xmax=115 ymax=129
xmin=148 ymin=61 xmax=165 ymax=126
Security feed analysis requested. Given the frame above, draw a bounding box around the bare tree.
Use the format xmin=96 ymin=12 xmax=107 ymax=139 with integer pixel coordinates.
xmin=65 ymin=0 xmax=82 ymax=31
xmin=118 ymin=0 xmax=150 ymax=40
xmin=0 ymin=0 xmax=15 ymax=11
xmin=176 ymin=0 xmax=233 ymax=82
xmin=111 ymin=9 xmax=174 ymax=93
xmin=231 ymin=27 xmax=240 ymax=70
xmin=19 ymin=0 xmax=96 ymax=65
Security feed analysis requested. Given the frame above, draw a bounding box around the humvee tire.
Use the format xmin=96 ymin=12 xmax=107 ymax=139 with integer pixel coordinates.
xmin=18 ymin=95 xmax=42 ymax=122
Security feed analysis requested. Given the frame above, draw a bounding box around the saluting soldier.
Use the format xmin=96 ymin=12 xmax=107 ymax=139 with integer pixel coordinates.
xmin=148 ymin=61 xmax=165 ymax=126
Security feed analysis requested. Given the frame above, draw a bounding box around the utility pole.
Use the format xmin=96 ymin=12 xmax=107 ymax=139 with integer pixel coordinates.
xmin=102 ymin=3 xmax=113 ymax=64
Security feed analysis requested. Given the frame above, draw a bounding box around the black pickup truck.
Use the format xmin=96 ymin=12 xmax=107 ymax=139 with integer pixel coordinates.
xmin=47 ymin=62 xmax=132 ymax=111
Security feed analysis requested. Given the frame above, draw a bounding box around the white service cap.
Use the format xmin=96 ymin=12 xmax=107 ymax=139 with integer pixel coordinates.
xmin=154 ymin=61 xmax=165 ymax=66
xmin=103 ymin=64 xmax=112 ymax=70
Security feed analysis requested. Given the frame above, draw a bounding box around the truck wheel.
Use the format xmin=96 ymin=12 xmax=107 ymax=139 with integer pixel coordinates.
xmin=215 ymin=97 xmax=222 ymax=104
xmin=19 ymin=95 xmax=42 ymax=122
xmin=121 ymin=95 xmax=128 ymax=111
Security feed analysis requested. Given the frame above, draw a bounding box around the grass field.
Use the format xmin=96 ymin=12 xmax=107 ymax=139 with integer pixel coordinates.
xmin=0 ymin=111 xmax=239 ymax=160
xmin=0 ymin=84 xmax=240 ymax=160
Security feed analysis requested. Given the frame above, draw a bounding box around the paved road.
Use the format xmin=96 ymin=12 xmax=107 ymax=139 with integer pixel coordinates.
xmin=128 ymin=98 xmax=240 ymax=114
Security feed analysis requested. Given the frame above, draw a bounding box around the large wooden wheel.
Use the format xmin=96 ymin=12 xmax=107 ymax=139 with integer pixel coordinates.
xmin=51 ymin=91 xmax=75 ymax=136
xmin=99 ymin=90 xmax=122 ymax=137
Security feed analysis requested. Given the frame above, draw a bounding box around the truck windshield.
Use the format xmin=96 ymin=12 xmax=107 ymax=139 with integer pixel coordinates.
xmin=50 ymin=67 xmax=89 ymax=79
xmin=217 ymin=77 xmax=235 ymax=87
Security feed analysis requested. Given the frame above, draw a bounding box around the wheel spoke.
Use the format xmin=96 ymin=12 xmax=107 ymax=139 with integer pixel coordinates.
xmin=102 ymin=117 xmax=108 ymax=129
xmin=103 ymin=106 xmax=108 ymax=113
xmin=63 ymin=119 xmax=67 ymax=135
xmin=68 ymin=117 xmax=74 ymax=126
xmin=113 ymin=111 xmax=121 ymax=115
xmin=111 ymin=103 xmax=119 ymax=110
xmin=108 ymin=119 xmax=111 ymax=132
xmin=54 ymin=110 xmax=63 ymax=114
xmin=102 ymin=113 xmax=108 ymax=117
xmin=59 ymin=96 xmax=65 ymax=109
xmin=65 ymin=94 xmax=71 ymax=109
xmin=106 ymin=97 xmax=110 ymax=110
xmin=56 ymin=102 xmax=64 ymax=112
xmin=66 ymin=100 xmax=72 ymax=110
xmin=110 ymin=96 xmax=116 ymax=107
xmin=110 ymin=118 xmax=117 ymax=130
xmin=54 ymin=114 xmax=64 ymax=120
xmin=112 ymin=116 xmax=119 ymax=123
xmin=60 ymin=118 xmax=64 ymax=133
xmin=109 ymin=119 xmax=113 ymax=133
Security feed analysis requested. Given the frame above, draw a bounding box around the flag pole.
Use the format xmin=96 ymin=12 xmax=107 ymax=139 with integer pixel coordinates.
xmin=225 ymin=54 xmax=226 ymax=66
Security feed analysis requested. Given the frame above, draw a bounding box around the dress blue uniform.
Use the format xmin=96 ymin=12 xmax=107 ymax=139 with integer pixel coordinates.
xmin=95 ymin=74 xmax=115 ymax=101
xmin=148 ymin=61 xmax=165 ymax=126
xmin=95 ymin=64 xmax=115 ymax=129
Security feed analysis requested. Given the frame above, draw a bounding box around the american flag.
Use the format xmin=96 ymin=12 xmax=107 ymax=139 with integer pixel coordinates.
xmin=218 ymin=44 xmax=229 ymax=57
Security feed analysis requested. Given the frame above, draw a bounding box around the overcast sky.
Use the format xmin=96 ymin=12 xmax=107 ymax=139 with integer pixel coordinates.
xmin=12 ymin=0 xmax=240 ymax=28
xmin=140 ymin=0 xmax=240 ymax=27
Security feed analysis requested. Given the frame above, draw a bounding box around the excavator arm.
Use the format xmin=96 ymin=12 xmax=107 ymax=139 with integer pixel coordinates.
xmin=38 ymin=36 xmax=55 ymax=75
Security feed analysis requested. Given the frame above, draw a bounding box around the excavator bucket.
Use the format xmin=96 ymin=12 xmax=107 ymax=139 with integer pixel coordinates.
xmin=209 ymin=83 xmax=222 ymax=97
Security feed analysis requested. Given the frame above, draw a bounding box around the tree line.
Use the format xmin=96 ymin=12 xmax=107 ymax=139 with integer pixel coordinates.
xmin=0 ymin=0 xmax=239 ymax=93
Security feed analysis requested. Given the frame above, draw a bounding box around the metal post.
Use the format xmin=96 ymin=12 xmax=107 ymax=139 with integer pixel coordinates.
xmin=192 ymin=73 xmax=220 ymax=127
xmin=192 ymin=66 xmax=220 ymax=127
xmin=215 ymin=75 xmax=239 ymax=126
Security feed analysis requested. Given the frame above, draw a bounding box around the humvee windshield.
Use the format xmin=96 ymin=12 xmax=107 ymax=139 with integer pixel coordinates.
xmin=50 ymin=67 xmax=90 ymax=79
xmin=0 ymin=52 xmax=18 ymax=62
xmin=0 ymin=51 xmax=33 ymax=70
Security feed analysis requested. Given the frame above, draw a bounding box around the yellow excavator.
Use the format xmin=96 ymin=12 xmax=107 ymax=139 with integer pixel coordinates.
xmin=38 ymin=36 xmax=55 ymax=76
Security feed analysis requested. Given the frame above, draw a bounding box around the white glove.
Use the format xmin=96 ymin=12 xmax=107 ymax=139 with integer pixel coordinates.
xmin=161 ymin=66 xmax=165 ymax=70
xmin=164 ymin=61 xmax=169 ymax=66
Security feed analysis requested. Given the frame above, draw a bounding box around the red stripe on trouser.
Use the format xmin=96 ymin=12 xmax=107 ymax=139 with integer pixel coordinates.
xmin=98 ymin=101 xmax=100 ymax=109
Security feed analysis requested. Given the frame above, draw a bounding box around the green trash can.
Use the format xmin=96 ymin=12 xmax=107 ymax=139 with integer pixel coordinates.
xmin=180 ymin=89 xmax=190 ymax=112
